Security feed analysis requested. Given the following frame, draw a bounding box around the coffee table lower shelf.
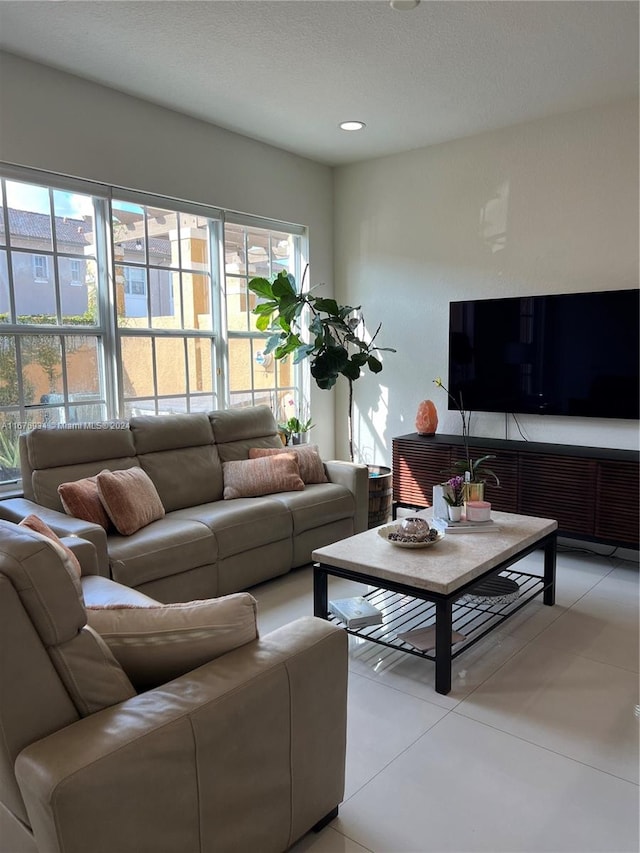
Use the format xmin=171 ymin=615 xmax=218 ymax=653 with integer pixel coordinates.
xmin=325 ymin=569 xmax=548 ymax=666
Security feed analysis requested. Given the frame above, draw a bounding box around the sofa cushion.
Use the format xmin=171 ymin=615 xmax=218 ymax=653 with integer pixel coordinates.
xmin=249 ymin=444 xmax=328 ymax=484
xmin=81 ymin=575 xmax=160 ymax=608
xmin=131 ymin=413 xmax=224 ymax=510
xmin=23 ymin=424 xmax=135 ymax=470
xmin=269 ymin=483 xmax=356 ymax=535
xmin=18 ymin=514 xmax=82 ymax=578
xmin=97 ymin=468 xmax=165 ymax=535
xmin=210 ymin=405 xmax=282 ymax=462
xmin=86 ymin=593 xmax=258 ymax=690
xmin=171 ymin=498 xmax=292 ymax=559
xmin=107 ymin=517 xmax=217 ymax=588
xmin=222 ymin=454 xmax=304 ymax=499
xmin=31 ymin=458 xmax=140 ymax=512
xmin=58 ymin=476 xmax=112 ymax=531
xmin=49 ymin=625 xmax=137 ymax=716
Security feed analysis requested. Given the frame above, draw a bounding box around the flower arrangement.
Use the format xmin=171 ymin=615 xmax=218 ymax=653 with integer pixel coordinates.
xmin=433 ymin=377 xmax=500 ymax=485
xmin=442 ymin=475 xmax=465 ymax=507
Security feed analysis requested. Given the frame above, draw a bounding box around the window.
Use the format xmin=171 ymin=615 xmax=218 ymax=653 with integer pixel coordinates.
xmin=69 ymin=259 xmax=82 ymax=285
xmin=0 ymin=169 xmax=306 ymax=485
xmin=224 ymin=220 xmax=307 ymax=424
xmin=33 ymin=254 xmax=49 ymax=281
xmin=123 ymin=267 xmax=146 ymax=296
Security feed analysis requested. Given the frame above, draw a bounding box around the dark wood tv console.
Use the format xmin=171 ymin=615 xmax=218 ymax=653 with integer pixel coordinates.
xmin=392 ymin=433 xmax=639 ymax=548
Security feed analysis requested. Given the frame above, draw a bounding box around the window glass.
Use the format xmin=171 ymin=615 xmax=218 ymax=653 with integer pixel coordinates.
xmin=0 ymin=183 xmax=5 ymax=247
xmin=0 ymin=250 xmax=10 ymax=322
xmin=65 ymin=335 xmax=102 ymax=397
xmin=151 ymin=269 xmax=180 ymax=329
xmin=187 ymin=337 xmax=213 ymax=393
xmin=0 ymin=412 xmax=22 ymax=481
xmin=5 ymin=181 xmax=52 ymax=251
xmin=155 ymin=337 xmax=186 ymax=397
xmin=21 ymin=334 xmax=64 ymax=401
xmin=0 ymin=336 xmax=19 ymax=406
xmin=52 ymin=190 xmax=96 ymax=256
xmin=117 ymin=265 xmax=149 ymax=326
xmin=59 ymin=257 xmax=98 ymax=324
xmin=121 ymin=336 xmax=154 ymax=398
xmin=15 ymin=253 xmax=56 ymax=319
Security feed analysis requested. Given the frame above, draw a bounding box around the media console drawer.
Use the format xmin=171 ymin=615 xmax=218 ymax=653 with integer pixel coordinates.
xmin=392 ymin=433 xmax=639 ymax=548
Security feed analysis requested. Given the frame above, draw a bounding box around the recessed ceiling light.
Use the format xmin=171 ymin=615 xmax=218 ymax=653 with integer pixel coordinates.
xmin=339 ymin=121 xmax=366 ymax=132
xmin=390 ymin=0 xmax=420 ymax=9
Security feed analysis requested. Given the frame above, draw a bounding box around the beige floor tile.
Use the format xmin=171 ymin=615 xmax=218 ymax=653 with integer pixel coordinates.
xmin=589 ymin=561 xmax=639 ymax=604
xmin=347 ymin=627 xmax=528 ymax=711
xmin=457 ymin=643 xmax=640 ymax=783
xmin=531 ymin=589 xmax=639 ymax=672
xmin=344 ymin=672 xmax=448 ymax=799
xmin=290 ymin=824 xmax=373 ymax=853
xmin=335 ymin=712 xmax=639 ymax=853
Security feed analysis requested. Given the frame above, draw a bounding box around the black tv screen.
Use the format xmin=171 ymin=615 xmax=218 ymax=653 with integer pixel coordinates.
xmin=448 ymin=289 xmax=639 ymax=420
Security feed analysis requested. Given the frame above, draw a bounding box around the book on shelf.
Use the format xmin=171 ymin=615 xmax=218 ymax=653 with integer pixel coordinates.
xmin=396 ymin=626 xmax=466 ymax=652
xmin=328 ymin=597 xmax=383 ymax=629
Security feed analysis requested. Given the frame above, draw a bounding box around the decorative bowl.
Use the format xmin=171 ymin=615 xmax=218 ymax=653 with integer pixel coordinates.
xmin=377 ymin=523 xmax=445 ymax=549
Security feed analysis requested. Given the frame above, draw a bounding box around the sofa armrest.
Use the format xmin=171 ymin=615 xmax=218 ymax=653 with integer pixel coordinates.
xmin=0 ymin=497 xmax=109 ymax=577
xmin=60 ymin=536 xmax=100 ymax=577
xmin=324 ymin=460 xmax=368 ymax=533
xmin=15 ymin=616 xmax=348 ymax=853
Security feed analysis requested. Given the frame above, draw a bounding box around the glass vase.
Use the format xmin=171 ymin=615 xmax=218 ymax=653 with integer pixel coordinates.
xmin=463 ymin=481 xmax=484 ymax=508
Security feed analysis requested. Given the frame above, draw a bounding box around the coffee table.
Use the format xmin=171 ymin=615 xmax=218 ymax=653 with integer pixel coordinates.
xmin=312 ymin=510 xmax=557 ymax=694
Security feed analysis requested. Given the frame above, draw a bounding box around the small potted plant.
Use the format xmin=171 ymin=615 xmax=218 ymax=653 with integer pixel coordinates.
xmin=442 ymin=475 xmax=465 ymax=521
xmin=278 ymin=416 xmax=314 ymax=446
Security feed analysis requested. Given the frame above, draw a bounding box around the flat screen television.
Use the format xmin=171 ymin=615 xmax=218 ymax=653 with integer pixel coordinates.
xmin=448 ymin=288 xmax=639 ymax=420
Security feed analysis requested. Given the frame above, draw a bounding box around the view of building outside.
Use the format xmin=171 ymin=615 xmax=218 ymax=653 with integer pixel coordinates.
xmin=0 ymin=172 xmax=306 ymax=485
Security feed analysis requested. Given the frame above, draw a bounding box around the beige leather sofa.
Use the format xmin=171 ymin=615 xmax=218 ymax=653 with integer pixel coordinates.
xmin=0 ymin=405 xmax=367 ymax=602
xmin=0 ymin=520 xmax=348 ymax=853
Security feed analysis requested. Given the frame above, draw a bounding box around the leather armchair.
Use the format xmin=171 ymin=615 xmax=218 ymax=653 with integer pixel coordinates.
xmin=0 ymin=521 xmax=348 ymax=853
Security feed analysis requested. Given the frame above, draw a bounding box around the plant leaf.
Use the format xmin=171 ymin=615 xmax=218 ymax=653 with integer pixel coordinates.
xmin=256 ymin=313 xmax=272 ymax=332
xmin=272 ymin=272 xmax=297 ymax=298
xmin=312 ymin=297 xmax=340 ymax=315
xmin=247 ymin=277 xmax=273 ymax=299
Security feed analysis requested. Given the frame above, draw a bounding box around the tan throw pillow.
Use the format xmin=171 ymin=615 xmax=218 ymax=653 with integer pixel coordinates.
xmin=222 ymin=453 xmax=304 ymax=500
xmin=86 ymin=594 xmax=258 ymax=690
xmin=58 ymin=476 xmax=111 ymax=531
xmin=249 ymin=444 xmax=328 ymax=484
xmin=19 ymin=514 xmax=82 ymax=578
xmin=96 ymin=467 xmax=165 ymax=536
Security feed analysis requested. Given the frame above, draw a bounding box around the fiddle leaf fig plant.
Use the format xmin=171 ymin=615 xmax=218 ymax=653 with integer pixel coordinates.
xmin=249 ymin=267 xmax=395 ymax=461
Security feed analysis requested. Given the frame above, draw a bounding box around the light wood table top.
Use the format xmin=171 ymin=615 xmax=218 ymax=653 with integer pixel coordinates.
xmin=312 ymin=510 xmax=558 ymax=596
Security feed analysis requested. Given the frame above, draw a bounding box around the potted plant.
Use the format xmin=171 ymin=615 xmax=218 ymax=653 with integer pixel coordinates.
xmin=441 ymin=475 xmax=465 ymax=521
xmin=249 ymin=267 xmax=394 ymax=462
xmin=433 ymin=377 xmax=499 ymax=500
xmin=278 ymin=416 xmax=314 ymax=446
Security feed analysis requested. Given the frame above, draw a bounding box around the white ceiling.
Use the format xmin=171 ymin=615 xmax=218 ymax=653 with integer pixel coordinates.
xmin=0 ymin=0 xmax=637 ymax=166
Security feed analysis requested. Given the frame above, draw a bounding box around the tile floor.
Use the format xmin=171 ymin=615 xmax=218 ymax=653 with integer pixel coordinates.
xmin=251 ymin=544 xmax=639 ymax=853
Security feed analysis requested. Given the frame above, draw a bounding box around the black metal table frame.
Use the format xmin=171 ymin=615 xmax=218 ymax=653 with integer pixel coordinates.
xmin=313 ymin=530 xmax=557 ymax=695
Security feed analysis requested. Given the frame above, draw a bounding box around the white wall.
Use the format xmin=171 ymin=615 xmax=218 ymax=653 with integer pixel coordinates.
xmin=334 ymin=99 xmax=639 ymax=464
xmin=0 ymin=52 xmax=337 ymax=454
